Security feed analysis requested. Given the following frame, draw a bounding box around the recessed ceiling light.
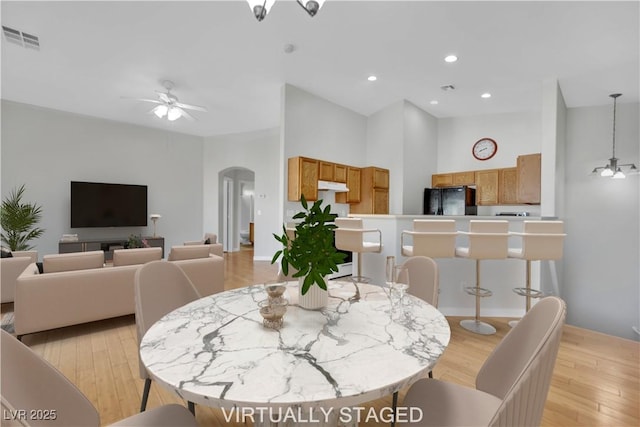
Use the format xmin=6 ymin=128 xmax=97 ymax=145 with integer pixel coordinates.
xmin=444 ymin=55 xmax=458 ymax=63
xmin=367 ymin=75 xmax=377 ymax=82
xmin=481 ymin=93 xmax=492 ymax=98
xmin=430 ymin=100 xmax=439 ymax=105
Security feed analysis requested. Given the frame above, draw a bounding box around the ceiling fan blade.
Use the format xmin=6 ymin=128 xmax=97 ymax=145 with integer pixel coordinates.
xmin=178 ymin=108 xmax=196 ymax=121
xmin=121 ymin=96 xmax=162 ymax=105
xmin=174 ymin=102 xmax=207 ymax=112
xmin=155 ymin=92 xmax=171 ymax=103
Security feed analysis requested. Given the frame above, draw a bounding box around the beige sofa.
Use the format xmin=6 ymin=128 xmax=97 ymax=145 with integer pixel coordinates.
xmin=14 ymin=248 xmax=224 ymax=338
xmin=184 ymin=233 xmax=223 ymax=257
xmin=1 ymin=250 xmax=38 ymax=303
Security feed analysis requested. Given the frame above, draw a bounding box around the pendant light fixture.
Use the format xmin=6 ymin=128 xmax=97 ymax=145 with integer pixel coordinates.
xmin=591 ymin=93 xmax=637 ymax=179
xmin=246 ymin=0 xmax=325 ymax=22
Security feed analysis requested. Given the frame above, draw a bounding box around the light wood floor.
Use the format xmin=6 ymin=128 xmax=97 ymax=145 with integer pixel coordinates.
xmin=5 ymin=248 xmax=639 ymax=426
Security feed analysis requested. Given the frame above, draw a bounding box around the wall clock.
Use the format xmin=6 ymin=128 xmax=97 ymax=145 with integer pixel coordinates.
xmin=472 ymin=138 xmax=498 ymax=161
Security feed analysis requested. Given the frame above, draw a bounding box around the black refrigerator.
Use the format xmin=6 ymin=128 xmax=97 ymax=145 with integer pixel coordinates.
xmin=423 ymin=186 xmax=477 ymax=215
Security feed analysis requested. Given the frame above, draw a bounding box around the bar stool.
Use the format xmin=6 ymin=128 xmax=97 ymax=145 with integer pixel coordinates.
xmin=508 ymin=220 xmax=565 ymax=327
xmin=400 ymin=219 xmax=458 ymax=258
xmin=335 ymin=218 xmax=382 ymax=278
xmin=456 ymin=220 xmax=509 ymax=335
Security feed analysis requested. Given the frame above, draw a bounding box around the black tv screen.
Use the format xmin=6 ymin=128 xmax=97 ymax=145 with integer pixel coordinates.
xmin=71 ymin=181 xmax=147 ymax=228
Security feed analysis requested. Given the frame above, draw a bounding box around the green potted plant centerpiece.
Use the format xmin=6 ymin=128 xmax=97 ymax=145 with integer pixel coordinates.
xmin=272 ymin=195 xmax=346 ymax=309
xmin=1 ymin=184 xmax=45 ymax=251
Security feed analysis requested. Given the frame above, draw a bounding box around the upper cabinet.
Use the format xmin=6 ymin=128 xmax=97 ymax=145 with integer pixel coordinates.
xmin=288 ymin=157 xmax=319 ymax=201
xmin=432 ymin=173 xmax=453 ymax=188
xmin=430 ymin=153 xmax=541 ymax=206
xmin=336 ymin=167 xmax=362 ymax=204
xmin=351 ymin=167 xmax=389 ymax=214
xmin=318 ymin=161 xmax=336 ymax=182
xmin=475 ymin=169 xmax=500 ymax=205
xmin=517 ymin=153 xmax=541 ymax=204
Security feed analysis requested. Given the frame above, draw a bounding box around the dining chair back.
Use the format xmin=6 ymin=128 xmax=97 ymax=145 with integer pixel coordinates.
xmin=134 ymin=260 xmax=202 ymax=412
xmin=398 ymin=256 xmax=439 ymax=307
xmin=402 ymin=296 xmax=566 ymax=427
xmin=0 ymin=330 xmax=197 ymax=427
xmin=478 ymin=296 xmax=566 ymax=426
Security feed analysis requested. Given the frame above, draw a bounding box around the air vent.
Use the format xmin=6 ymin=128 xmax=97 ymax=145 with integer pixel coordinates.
xmin=440 ymin=84 xmax=456 ymax=91
xmin=2 ymin=25 xmax=40 ymax=49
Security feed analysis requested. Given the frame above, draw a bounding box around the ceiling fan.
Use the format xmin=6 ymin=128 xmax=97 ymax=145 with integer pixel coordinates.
xmin=127 ymin=80 xmax=207 ymax=121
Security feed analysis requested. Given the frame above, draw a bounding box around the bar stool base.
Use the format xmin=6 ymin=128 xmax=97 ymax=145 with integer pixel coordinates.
xmin=460 ymin=319 xmax=496 ymax=335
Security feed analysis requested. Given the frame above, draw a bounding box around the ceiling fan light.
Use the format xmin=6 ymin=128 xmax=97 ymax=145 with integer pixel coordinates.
xmin=153 ymin=105 xmax=168 ymax=118
xmin=247 ymin=0 xmax=275 ymax=21
xmin=297 ymin=0 xmax=325 ymax=17
xmin=167 ymin=107 xmax=182 ymax=121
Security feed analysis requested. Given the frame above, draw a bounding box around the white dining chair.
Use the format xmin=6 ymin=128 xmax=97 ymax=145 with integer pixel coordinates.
xmin=402 ymin=296 xmax=566 ymax=427
xmin=1 ymin=330 xmax=197 ymax=427
xmin=134 ymin=260 xmax=201 ymax=413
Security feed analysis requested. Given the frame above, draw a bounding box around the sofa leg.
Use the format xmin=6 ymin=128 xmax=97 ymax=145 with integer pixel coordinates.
xmin=140 ymin=378 xmax=152 ymax=412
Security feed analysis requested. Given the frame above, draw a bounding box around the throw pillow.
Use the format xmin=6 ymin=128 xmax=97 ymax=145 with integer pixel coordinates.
xmin=0 ymin=248 xmax=13 ymax=258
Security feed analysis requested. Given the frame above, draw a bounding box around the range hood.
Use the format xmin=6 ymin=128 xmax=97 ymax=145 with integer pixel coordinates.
xmin=318 ymin=180 xmax=349 ymax=192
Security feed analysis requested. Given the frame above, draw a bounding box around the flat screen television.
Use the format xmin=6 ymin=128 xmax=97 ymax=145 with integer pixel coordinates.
xmin=71 ymin=181 xmax=147 ymax=228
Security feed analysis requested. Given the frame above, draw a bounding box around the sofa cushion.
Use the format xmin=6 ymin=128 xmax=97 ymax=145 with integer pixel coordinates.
xmin=112 ymin=247 xmax=162 ymax=267
xmin=168 ymin=245 xmax=210 ymax=261
xmin=43 ymin=251 xmax=104 ymax=273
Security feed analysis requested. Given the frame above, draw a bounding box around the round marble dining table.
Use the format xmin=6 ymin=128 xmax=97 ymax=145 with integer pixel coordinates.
xmin=139 ymin=280 xmax=451 ymax=426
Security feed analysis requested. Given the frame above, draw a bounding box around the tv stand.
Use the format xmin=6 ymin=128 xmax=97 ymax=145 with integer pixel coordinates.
xmin=58 ymin=236 xmax=165 ymax=261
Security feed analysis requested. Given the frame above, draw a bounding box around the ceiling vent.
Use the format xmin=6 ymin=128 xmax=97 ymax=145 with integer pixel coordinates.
xmin=440 ymin=84 xmax=456 ymax=91
xmin=2 ymin=25 xmax=40 ymax=49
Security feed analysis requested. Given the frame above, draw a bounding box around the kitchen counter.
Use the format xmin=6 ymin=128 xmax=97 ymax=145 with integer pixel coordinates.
xmin=346 ymin=214 xmax=560 ymax=318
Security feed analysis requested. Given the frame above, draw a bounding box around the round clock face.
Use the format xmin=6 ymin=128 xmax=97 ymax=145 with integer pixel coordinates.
xmin=472 ymin=138 xmax=498 ymax=161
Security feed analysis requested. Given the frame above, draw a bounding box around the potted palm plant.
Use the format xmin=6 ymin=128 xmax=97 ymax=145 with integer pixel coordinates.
xmin=1 ymin=184 xmax=45 ymax=251
xmin=272 ymin=195 xmax=346 ymax=309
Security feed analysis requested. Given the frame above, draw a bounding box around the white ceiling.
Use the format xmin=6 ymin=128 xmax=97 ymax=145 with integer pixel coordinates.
xmin=2 ymin=1 xmax=638 ymax=137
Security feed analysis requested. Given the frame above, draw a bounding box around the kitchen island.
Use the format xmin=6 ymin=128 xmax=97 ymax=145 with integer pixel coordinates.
xmin=347 ymin=214 xmax=561 ymax=318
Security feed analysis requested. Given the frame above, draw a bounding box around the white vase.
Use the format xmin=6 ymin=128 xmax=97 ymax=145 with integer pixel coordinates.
xmin=298 ymin=277 xmax=328 ymax=310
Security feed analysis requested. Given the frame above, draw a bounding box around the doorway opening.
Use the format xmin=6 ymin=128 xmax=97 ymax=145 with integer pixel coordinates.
xmin=219 ymin=167 xmax=255 ymax=253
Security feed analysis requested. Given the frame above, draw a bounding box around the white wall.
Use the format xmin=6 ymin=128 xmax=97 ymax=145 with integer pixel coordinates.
xmin=366 ymin=101 xmax=404 ymax=214
xmin=437 ymin=112 xmax=542 ymax=172
xmin=402 ymin=101 xmax=438 ymax=215
xmin=564 ymin=102 xmax=639 ymax=340
xmin=203 ymin=128 xmax=281 ymax=261
xmin=1 ymin=101 xmax=204 ymax=257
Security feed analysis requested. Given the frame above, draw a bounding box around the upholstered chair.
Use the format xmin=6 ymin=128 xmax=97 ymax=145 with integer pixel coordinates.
xmin=1 ymin=329 xmax=197 ymax=427
xmin=402 ymin=296 xmax=566 ymax=427
xmin=134 ymin=261 xmax=201 ymax=413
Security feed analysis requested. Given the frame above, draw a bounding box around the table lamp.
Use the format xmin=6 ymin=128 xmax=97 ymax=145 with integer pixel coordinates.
xmin=150 ymin=214 xmax=162 ymax=237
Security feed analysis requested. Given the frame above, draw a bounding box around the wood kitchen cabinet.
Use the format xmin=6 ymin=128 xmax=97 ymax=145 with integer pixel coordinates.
xmin=499 ymin=167 xmax=519 ymax=204
xmin=475 ymin=169 xmax=500 ymax=205
xmin=351 ymin=167 xmax=389 ymax=214
xmin=432 ymin=173 xmax=453 ymax=188
xmin=336 ymin=167 xmax=361 ymax=204
xmin=334 ymin=163 xmax=348 ymax=183
xmin=288 ymin=157 xmax=319 ymax=201
xmin=319 ymin=161 xmax=336 ymax=182
xmin=453 ymin=171 xmax=476 ymax=186
xmin=517 ymin=153 xmax=541 ymax=204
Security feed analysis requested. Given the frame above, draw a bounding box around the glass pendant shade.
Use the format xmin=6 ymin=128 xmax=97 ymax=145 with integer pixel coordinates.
xmin=247 ymin=0 xmax=276 ymax=21
xmin=167 ymin=107 xmax=182 ymax=121
xmin=600 ymin=166 xmax=614 ymax=177
xmin=297 ymin=0 xmax=326 ymax=16
xmin=612 ymin=168 xmax=626 ymax=179
xmin=153 ymin=104 xmax=168 ymax=118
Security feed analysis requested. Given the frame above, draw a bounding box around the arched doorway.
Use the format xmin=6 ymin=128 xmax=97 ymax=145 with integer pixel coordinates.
xmin=219 ymin=167 xmax=255 ymax=252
